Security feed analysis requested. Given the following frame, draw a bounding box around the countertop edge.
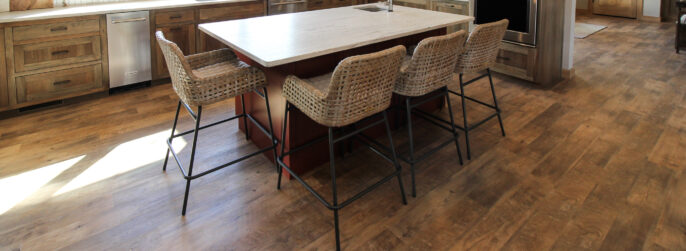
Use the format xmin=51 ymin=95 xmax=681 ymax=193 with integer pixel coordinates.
xmin=0 ymin=0 xmax=261 ymax=24
xmin=199 ymin=14 xmax=474 ymax=68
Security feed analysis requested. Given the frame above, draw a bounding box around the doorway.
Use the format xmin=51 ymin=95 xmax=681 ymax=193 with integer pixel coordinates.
xmin=592 ymin=0 xmax=639 ymax=18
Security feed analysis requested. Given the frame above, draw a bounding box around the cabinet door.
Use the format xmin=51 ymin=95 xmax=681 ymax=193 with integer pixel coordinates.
xmin=13 ymin=36 xmax=102 ymax=73
xmin=431 ymin=2 xmax=468 ymax=33
xmin=491 ymin=42 xmax=537 ymax=82
xmin=307 ymin=0 xmax=329 ymax=10
xmin=15 ymin=64 xmax=103 ymax=104
xmin=154 ymin=24 xmax=196 ymax=79
xmin=198 ymin=32 xmax=230 ymax=53
xmin=0 ymin=29 xmax=7 ymax=110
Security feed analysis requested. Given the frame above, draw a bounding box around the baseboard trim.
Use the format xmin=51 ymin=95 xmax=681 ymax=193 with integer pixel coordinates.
xmin=639 ymin=16 xmax=661 ymax=23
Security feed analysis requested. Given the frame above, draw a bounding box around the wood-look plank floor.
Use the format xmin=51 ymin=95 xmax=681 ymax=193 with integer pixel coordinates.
xmin=1 ymin=15 xmax=685 ymax=250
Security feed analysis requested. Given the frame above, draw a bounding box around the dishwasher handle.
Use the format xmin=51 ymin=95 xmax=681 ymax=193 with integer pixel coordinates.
xmin=111 ymin=17 xmax=148 ymax=24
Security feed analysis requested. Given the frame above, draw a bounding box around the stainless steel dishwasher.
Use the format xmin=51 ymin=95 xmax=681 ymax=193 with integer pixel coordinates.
xmin=106 ymin=11 xmax=152 ymax=88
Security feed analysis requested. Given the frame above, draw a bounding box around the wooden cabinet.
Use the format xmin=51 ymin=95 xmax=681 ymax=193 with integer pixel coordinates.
xmin=307 ymin=0 xmax=355 ymax=11
xmin=394 ymin=0 xmax=429 ymax=9
xmin=198 ymin=1 xmax=264 ymax=22
xmin=15 ymin=64 xmax=103 ymax=103
xmin=492 ymin=42 xmax=537 ymax=82
xmin=153 ymin=24 xmax=196 ymax=79
xmin=152 ymin=1 xmax=266 ymax=79
xmin=155 ymin=9 xmax=195 ymax=25
xmin=308 ymin=0 xmax=329 ymax=10
xmin=431 ymin=1 xmax=468 ymax=33
xmin=0 ymin=1 xmax=268 ymax=111
xmin=331 ymin=0 xmax=353 ymax=7
xmin=3 ymin=15 xmax=108 ymax=109
xmin=197 ymin=1 xmax=264 ymax=53
xmin=12 ymin=19 xmax=100 ymax=42
xmin=489 ymin=0 xmax=564 ymax=86
xmin=13 ymin=36 xmax=102 ymax=73
xmin=198 ymin=32 xmax=228 ymax=53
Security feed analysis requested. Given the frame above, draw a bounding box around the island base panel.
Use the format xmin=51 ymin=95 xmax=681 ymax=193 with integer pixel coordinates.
xmin=236 ymin=28 xmax=446 ymax=177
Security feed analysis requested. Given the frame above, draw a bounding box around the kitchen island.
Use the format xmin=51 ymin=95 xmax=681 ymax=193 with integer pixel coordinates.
xmin=199 ymin=4 xmax=472 ymax=175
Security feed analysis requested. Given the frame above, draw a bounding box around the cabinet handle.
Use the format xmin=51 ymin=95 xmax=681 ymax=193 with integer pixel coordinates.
xmin=53 ymin=80 xmax=71 ymax=85
xmin=169 ymin=27 xmax=182 ymax=31
xmin=271 ymin=0 xmax=306 ymax=5
xmin=50 ymin=26 xmax=68 ymax=32
xmin=497 ymin=56 xmax=511 ymax=61
xmin=170 ymin=15 xmax=183 ymax=19
xmin=112 ymin=17 xmax=147 ymax=24
xmin=51 ymin=50 xmax=70 ymax=56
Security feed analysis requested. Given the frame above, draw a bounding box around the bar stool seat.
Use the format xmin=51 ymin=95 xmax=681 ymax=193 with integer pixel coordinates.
xmin=277 ymin=45 xmax=408 ymax=250
xmin=449 ymin=19 xmax=509 ymax=160
xmin=392 ymin=31 xmax=468 ymax=197
xmin=156 ymin=31 xmax=279 ymax=216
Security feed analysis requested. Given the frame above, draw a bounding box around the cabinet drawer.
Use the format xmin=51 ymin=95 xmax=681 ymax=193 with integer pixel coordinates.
xmin=155 ymin=9 xmax=195 ymax=25
xmin=154 ymin=24 xmax=196 ymax=79
xmin=13 ymin=19 xmax=100 ymax=42
xmin=308 ymin=0 xmax=329 ymax=10
xmin=492 ymin=42 xmax=537 ymax=81
xmin=330 ymin=0 xmax=352 ymax=7
xmin=432 ymin=2 xmax=468 ymax=14
xmin=15 ymin=64 xmax=103 ymax=104
xmin=199 ymin=2 xmax=264 ymax=21
xmin=13 ymin=36 xmax=102 ymax=73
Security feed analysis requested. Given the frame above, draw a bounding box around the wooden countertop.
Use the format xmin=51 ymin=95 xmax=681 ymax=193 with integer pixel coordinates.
xmin=0 ymin=0 xmax=258 ymax=24
xmin=199 ymin=4 xmax=473 ymax=67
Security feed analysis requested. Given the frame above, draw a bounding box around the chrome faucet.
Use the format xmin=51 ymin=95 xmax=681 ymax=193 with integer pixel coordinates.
xmin=388 ymin=0 xmax=393 ymax=12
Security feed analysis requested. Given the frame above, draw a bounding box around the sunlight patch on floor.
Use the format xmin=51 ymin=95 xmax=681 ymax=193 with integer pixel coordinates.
xmin=0 ymin=155 xmax=85 ymax=215
xmin=53 ymin=130 xmax=187 ymax=196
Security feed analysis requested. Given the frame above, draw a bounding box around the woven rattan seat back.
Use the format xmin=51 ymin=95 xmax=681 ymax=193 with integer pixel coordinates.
xmin=155 ymin=31 xmax=266 ymax=107
xmin=284 ymin=45 xmax=406 ymax=127
xmin=455 ymin=19 xmax=509 ymax=74
xmin=396 ymin=31 xmax=468 ymax=96
xmin=156 ymin=31 xmax=198 ymax=105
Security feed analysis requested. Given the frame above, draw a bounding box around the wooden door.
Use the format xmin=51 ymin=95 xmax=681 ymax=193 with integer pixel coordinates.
xmin=662 ymin=0 xmax=679 ymax=21
xmin=593 ymin=0 xmax=638 ymax=18
xmin=154 ymin=24 xmax=196 ymax=79
xmin=0 ymin=29 xmax=8 ymax=110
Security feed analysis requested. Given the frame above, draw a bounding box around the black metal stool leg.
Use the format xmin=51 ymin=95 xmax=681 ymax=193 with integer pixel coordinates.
xmin=383 ymin=111 xmax=408 ymax=205
xmin=445 ymin=89 xmax=464 ymax=165
xmin=327 ymin=127 xmax=341 ymax=251
xmin=262 ymin=88 xmax=279 ymax=173
xmin=405 ymin=98 xmax=417 ymax=197
xmin=277 ymin=102 xmax=290 ymax=190
xmin=459 ymin=74 xmax=471 ymax=160
xmin=241 ymin=94 xmax=250 ymax=141
xmin=182 ymin=106 xmax=202 ymax=216
xmin=487 ymin=69 xmax=506 ymax=137
xmin=163 ymin=101 xmax=182 ymax=171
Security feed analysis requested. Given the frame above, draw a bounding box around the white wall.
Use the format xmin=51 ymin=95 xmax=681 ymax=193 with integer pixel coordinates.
xmin=563 ymin=0 xmax=576 ymax=71
xmin=0 ymin=0 xmax=8 ymax=13
xmin=643 ymin=0 xmax=661 ymax=17
xmin=577 ymin=0 xmax=588 ymax=9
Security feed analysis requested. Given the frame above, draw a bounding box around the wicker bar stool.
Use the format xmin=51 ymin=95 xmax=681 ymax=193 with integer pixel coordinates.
xmin=277 ymin=45 xmax=407 ymax=250
xmin=449 ymin=19 xmax=509 ymax=160
xmin=156 ymin=31 xmax=278 ymax=216
xmin=393 ymin=31 xmax=468 ymax=197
